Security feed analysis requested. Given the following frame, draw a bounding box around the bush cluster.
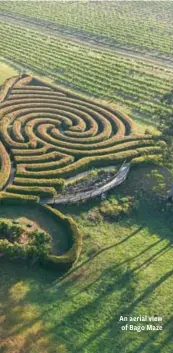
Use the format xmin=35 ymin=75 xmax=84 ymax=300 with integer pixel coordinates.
xmin=99 ymin=196 xmax=135 ymax=220
xmin=0 ymin=221 xmax=22 ymax=242
xmin=0 ymin=229 xmax=52 ymax=261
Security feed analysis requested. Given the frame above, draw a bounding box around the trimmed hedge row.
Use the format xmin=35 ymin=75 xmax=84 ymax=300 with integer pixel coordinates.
xmin=0 ymin=141 xmax=11 ymax=191
xmin=42 ymin=205 xmax=82 ymax=268
xmin=14 ymin=75 xmax=34 ymax=88
xmin=15 ymin=150 xmax=68 ymax=163
xmin=0 ymin=101 xmax=115 ymax=142
xmin=12 ymin=146 xmax=48 ymax=155
xmin=0 ymin=191 xmax=39 ymax=204
xmin=65 ymin=97 xmax=136 ymax=134
xmin=0 ymin=110 xmax=137 ymax=157
xmin=6 ymin=185 xmax=56 ymax=198
xmin=21 ymin=155 xmax=74 ymax=172
xmin=0 ymin=113 xmax=30 ymax=148
xmin=0 ymin=95 xmax=135 ymax=154
xmin=36 ymin=124 xmax=152 ymax=152
xmin=15 ymin=145 xmax=162 ymax=182
xmin=29 ymin=75 xmax=136 ymax=134
xmin=30 ymin=135 xmax=157 ymax=157
xmin=13 ymin=177 xmax=65 ymax=189
xmin=0 ymin=95 xmax=131 ymax=138
xmin=0 ymin=76 xmax=19 ymax=103
xmin=131 ymin=154 xmax=163 ymax=166
xmin=27 ymin=99 xmax=125 ymax=140
xmin=13 ymin=120 xmax=25 ymax=142
xmin=0 ymin=75 xmax=136 ymax=136
xmin=12 ymin=85 xmax=53 ymax=91
xmin=9 ymin=92 xmax=66 ymax=99
xmin=15 ymin=139 xmax=159 ymax=177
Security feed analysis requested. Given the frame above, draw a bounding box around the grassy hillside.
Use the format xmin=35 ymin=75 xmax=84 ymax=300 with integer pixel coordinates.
xmin=0 ymin=165 xmax=173 ymax=353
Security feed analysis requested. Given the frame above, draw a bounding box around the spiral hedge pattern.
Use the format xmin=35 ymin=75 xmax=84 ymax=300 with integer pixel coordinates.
xmin=0 ymin=74 xmax=162 ymax=197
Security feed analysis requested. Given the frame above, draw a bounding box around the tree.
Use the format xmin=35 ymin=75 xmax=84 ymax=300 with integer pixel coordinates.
xmin=0 ymin=222 xmax=10 ymax=239
xmin=10 ymin=225 xmax=23 ymax=242
xmin=155 ymin=89 xmax=173 ymax=168
xmin=0 ymin=221 xmax=22 ymax=242
xmin=30 ymin=230 xmax=51 ymax=259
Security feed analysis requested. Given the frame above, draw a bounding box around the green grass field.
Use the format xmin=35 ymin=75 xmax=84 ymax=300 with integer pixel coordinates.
xmin=0 ymin=166 xmax=173 ymax=353
xmin=0 ymin=61 xmax=18 ymax=84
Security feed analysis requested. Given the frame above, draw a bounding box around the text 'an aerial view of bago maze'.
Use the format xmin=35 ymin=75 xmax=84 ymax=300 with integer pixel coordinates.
xmin=0 ymin=1 xmax=173 ymax=353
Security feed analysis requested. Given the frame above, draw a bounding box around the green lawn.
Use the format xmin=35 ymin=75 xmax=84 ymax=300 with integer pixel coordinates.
xmin=0 ymin=61 xmax=18 ymax=85
xmin=0 ymin=166 xmax=172 ymax=353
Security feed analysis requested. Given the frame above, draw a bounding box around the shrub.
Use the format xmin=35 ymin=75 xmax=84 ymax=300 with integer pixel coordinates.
xmin=0 ymin=141 xmax=11 ymax=191
xmin=0 ymin=220 xmax=23 ymax=242
xmin=99 ymin=197 xmax=134 ymax=220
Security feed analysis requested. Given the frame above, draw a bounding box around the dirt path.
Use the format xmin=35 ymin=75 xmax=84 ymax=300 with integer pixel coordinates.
xmin=1 ymin=11 xmax=173 ymax=69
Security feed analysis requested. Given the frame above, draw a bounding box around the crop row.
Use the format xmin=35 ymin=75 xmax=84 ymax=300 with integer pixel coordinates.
xmin=0 ymin=21 xmax=172 ymax=117
xmin=0 ymin=1 xmax=173 ymax=57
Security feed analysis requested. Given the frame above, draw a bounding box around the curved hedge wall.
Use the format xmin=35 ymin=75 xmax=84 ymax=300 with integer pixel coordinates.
xmin=0 ymin=193 xmax=82 ymax=269
xmin=0 ymin=141 xmax=11 ymax=191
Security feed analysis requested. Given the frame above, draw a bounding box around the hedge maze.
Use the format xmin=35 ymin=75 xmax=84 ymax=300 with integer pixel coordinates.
xmin=0 ymin=74 xmax=163 ymax=198
xmin=0 ymin=74 xmax=163 ymax=267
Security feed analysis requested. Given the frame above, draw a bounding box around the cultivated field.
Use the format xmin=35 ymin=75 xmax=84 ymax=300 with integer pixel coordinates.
xmin=0 ymin=1 xmax=173 ymax=59
xmin=0 ymin=20 xmax=173 ymax=121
